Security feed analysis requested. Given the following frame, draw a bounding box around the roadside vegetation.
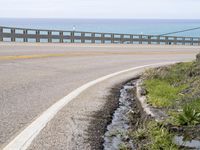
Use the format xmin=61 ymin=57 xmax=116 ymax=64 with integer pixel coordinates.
xmin=130 ymin=53 xmax=200 ymax=149
xmin=131 ymin=121 xmax=178 ymax=150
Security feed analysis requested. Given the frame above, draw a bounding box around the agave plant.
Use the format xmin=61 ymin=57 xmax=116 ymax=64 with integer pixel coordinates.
xmin=177 ymin=105 xmax=200 ymax=126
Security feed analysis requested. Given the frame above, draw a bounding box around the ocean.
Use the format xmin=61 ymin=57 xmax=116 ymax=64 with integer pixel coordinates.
xmin=0 ymin=18 xmax=200 ymax=37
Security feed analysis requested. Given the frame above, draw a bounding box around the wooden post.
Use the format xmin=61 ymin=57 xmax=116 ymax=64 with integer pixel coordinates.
xmin=91 ymin=33 xmax=95 ymax=43
xmin=71 ymin=31 xmax=74 ymax=43
xmin=0 ymin=27 xmax=3 ymax=41
xmin=11 ymin=29 xmax=15 ymax=42
xmin=36 ymin=30 xmax=40 ymax=42
xmin=139 ymin=35 xmax=142 ymax=44
xmin=23 ymin=30 xmax=28 ymax=42
xmin=111 ymin=34 xmax=114 ymax=43
xmin=81 ymin=32 xmax=85 ymax=43
xmin=182 ymin=37 xmax=185 ymax=45
xmin=165 ymin=36 xmax=169 ymax=45
xmin=130 ymin=35 xmax=133 ymax=44
xmin=120 ymin=34 xmax=124 ymax=44
xmin=101 ymin=34 xmax=105 ymax=44
xmin=157 ymin=36 xmax=160 ymax=45
xmin=148 ymin=36 xmax=151 ymax=44
xmin=60 ymin=32 xmax=63 ymax=43
xmin=174 ymin=37 xmax=177 ymax=45
xmin=190 ymin=38 xmax=194 ymax=45
xmin=48 ymin=31 xmax=52 ymax=43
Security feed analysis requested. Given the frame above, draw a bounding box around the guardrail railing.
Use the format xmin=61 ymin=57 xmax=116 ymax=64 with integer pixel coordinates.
xmin=0 ymin=26 xmax=200 ymax=45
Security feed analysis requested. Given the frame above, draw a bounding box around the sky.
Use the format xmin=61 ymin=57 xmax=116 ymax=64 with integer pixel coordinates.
xmin=0 ymin=0 xmax=200 ymax=19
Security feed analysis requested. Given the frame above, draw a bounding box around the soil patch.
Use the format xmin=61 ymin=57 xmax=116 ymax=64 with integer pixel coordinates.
xmin=86 ymin=83 xmax=122 ymax=150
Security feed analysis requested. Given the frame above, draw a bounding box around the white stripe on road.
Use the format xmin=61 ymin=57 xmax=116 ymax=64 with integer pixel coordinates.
xmin=3 ymin=61 xmax=177 ymax=150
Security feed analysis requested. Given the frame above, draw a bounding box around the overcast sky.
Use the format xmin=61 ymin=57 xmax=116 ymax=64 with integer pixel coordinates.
xmin=0 ymin=0 xmax=200 ymax=19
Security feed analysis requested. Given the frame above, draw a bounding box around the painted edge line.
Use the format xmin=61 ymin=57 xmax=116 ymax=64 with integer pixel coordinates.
xmin=3 ymin=61 xmax=178 ymax=150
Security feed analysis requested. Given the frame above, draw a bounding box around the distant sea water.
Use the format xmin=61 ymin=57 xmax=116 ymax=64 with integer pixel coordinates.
xmin=0 ymin=18 xmax=200 ymax=37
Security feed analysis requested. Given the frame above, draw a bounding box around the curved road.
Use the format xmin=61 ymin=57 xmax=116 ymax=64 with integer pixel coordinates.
xmin=0 ymin=43 xmax=199 ymax=149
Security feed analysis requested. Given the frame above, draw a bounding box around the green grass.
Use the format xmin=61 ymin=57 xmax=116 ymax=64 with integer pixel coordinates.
xmin=131 ymin=121 xmax=178 ymax=150
xmin=160 ymin=62 xmax=193 ymax=84
xmin=187 ymin=99 xmax=200 ymax=112
xmin=133 ymin=56 xmax=200 ymax=149
xmin=144 ymin=62 xmax=193 ymax=84
xmin=143 ymin=60 xmax=200 ymax=126
xmin=143 ymin=62 xmax=193 ymax=108
xmin=144 ymin=79 xmax=186 ymax=107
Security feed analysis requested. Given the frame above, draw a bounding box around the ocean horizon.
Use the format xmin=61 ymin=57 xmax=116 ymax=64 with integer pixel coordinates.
xmin=0 ymin=18 xmax=200 ymax=37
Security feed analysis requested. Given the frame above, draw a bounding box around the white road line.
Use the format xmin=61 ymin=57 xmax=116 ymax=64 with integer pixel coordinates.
xmin=3 ymin=61 xmax=177 ymax=150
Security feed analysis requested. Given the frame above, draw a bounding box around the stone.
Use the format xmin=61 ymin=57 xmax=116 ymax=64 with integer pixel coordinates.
xmin=140 ymin=88 xmax=147 ymax=96
xmin=196 ymin=53 xmax=200 ymax=63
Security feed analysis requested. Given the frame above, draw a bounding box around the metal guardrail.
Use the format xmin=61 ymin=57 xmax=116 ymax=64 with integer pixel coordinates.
xmin=0 ymin=26 xmax=200 ymax=45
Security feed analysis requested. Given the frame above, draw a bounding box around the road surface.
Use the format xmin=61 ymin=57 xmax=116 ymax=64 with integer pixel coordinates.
xmin=0 ymin=43 xmax=199 ymax=149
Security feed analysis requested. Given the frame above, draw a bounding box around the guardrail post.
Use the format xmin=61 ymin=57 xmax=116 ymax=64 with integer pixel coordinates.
xmin=48 ymin=31 xmax=52 ymax=43
xmin=91 ymin=33 xmax=95 ymax=43
xmin=71 ymin=31 xmax=74 ymax=43
xmin=11 ymin=29 xmax=15 ymax=42
xmin=23 ymin=30 xmax=28 ymax=42
xmin=111 ymin=34 xmax=114 ymax=43
xmin=81 ymin=32 xmax=85 ymax=43
xmin=182 ymin=37 xmax=185 ymax=45
xmin=190 ymin=38 xmax=194 ymax=45
xmin=36 ymin=30 xmax=40 ymax=42
xmin=60 ymin=32 xmax=63 ymax=43
xmin=198 ymin=38 xmax=200 ymax=46
xmin=120 ymin=34 xmax=124 ymax=44
xmin=165 ymin=37 xmax=169 ymax=45
xmin=157 ymin=36 xmax=160 ymax=45
xmin=130 ymin=35 xmax=133 ymax=44
xmin=148 ymin=36 xmax=151 ymax=44
xmin=101 ymin=33 xmax=105 ymax=44
xmin=174 ymin=37 xmax=177 ymax=45
xmin=139 ymin=35 xmax=142 ymax=44
xmin=0 ymin=27 xmax=3 ymax=41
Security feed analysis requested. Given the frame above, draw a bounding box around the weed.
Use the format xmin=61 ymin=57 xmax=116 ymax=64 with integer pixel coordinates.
xmin=132 ymin=128 xmax=147 ymax=140
xmin=147 ymin=122 xmax=178 ymax=150
xmin=119 ymin=143 xmax=131 ymax=150
xmin=176 ymin=105 xmax=200 ymax=126
xmin=131 ymin=121 xmax=178 ymax=150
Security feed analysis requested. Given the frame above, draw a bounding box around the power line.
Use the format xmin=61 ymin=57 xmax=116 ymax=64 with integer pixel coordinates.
xmin=158 ymin=26 xmax=200 ymax=36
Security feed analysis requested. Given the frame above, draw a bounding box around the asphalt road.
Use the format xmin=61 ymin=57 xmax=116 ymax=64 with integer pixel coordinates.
xmin=0 ymin=43 xmax=199 ymax=149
